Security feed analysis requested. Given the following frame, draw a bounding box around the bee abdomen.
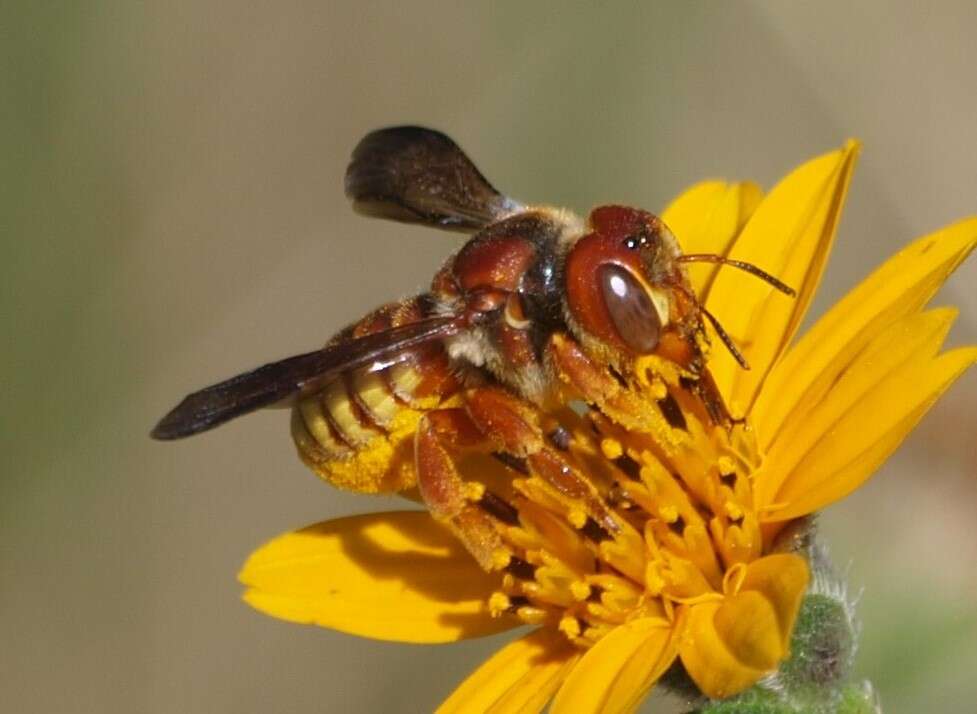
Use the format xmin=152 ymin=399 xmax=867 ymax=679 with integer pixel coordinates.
xmin=291 ymin=297 xmax=460 ymax=493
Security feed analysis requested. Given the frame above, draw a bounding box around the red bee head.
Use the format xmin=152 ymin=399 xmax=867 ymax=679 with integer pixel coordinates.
xmin=564 ymin=205 xmax=704 ymax=373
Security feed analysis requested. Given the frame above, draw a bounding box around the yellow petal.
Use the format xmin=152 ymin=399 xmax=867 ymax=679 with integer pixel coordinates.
xmin=438 ymin=628 xmax=578 ymax=714
xmin=713 ymin=591 xmax=782 ymax=670
xmin=551 ymin=617 xmax=680 ymax=714
xmin=739 ymin=554 xmax=809 ymax=653
xmin=754 ymin=308 xmax=957 ymax=508
xmin=662 ymin=180 xmax=764 ymax=297
xmin=755 ymin=308 xmax=958 ymax=509
xmin=239 ymin=511 xmax=515 ymax=643
xmin=679 ymin=601 xmax=767 ymax=699
xmin=680 ymin=555 xmax=807 ymax=699
xmin=761 ymin=346 xmax=977 ymax=521
xmin=755 ymin=217 xmax=977 ymax=449
xmin=706 ymin=142 xmax=860 ymax=416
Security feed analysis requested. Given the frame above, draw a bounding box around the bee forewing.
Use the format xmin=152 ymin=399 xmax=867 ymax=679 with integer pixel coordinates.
xmin=150 ymin=315 xmax=464 ymax=440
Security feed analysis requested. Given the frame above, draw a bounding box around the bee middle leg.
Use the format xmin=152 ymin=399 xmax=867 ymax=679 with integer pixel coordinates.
xmin=415 ymin=388 xmax=620 ymax=572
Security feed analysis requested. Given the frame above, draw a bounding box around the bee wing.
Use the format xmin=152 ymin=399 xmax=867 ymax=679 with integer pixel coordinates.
xmin=150 ymin=315 xmax=464 ymax=440
xmin=345 ymin=126 xmax=523 ymax=232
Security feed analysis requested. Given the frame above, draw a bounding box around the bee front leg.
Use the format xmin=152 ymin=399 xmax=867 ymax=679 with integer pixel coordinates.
xmin=546 ymin=333 xmax=658 ymax=433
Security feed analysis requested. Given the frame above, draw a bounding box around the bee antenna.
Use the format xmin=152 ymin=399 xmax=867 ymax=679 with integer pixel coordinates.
xmin=671 ymin=282 xmax=751 ymax=371
xmin=700 ymin=305 xmax=750 ymax=370
xmin=676 ymin=254 xmax=796 ymax=297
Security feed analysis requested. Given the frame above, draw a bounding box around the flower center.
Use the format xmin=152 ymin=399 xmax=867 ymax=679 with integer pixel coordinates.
xmin=470 ymin=357 xmax=766 ymax=648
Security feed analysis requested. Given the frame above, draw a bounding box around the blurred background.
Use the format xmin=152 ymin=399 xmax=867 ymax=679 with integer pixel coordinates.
xmin=3 ymin=2 xmax=975 ymax=712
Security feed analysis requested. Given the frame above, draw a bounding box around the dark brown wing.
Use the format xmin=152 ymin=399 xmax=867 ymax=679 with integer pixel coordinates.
xmin=345 ymin=126 xmax=522 ymax=232
xmin=150 ymin=316 xmax=463 ymax=440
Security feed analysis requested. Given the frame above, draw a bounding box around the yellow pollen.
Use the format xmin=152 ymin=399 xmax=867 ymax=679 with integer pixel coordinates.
xmin=463 ymin=481 xmax=486 ymax=503
xmin=600 ymin=437 xmax=624 ymax=460
xmin=659 ymin=505 xmax=679 ymax=523
xmin=570 ymin=581 xmax=592 ymax=601
xmin=488 ymin=592 xmax=510 ymax=616
xmin=717 ymin=455 xmax=737 ymax=475
xmin=568 ymin=508 xmax=588 ymax=529
xmin=648 ymin=378 xmax=668 ymax=400
xmin=645 ymin=565 xmax=666 ymax=596
xmin=724 ymin=501 xmax=744 ymax=521
xmin=585 ymin=601 xmax=615 ymax=622
xmin=517 ymin=606 xmax=548 ymax=625
xmin=463 ymin=481 xmax=486 ymax=501
xmin=558 ymin=615 xmax=582 ymax=638
xmin=491 ymin=549 xmax=512 ymax=571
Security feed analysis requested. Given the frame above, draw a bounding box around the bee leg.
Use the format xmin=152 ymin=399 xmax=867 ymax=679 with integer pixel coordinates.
xmin=546 ymin=332 xmax=658 ymax=433
xmin=415 ymin=408 xmax=511 ymax=571
xmin=463 ymin=387 xmax=620 ymax=537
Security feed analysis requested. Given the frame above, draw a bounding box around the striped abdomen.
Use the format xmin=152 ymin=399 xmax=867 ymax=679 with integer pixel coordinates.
xmin=291 ymin=296 xmax=460 ymax=493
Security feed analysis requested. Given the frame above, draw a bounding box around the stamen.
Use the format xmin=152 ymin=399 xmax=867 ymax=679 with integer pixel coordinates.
xmin=558 ymin=614 xmax=582 ymax=639
xmin=659 ymin=505 xmax=679 ymax=524
xmin=615 ymin=455 xmax=643 ymax=480
xmin=515 ymin=605 xmax=549 ymax=625
xmin=723 ymin=501 xmax=744 ymax=522
xmin=606 ymin=484 xmax=634 ymax=509
xmin=580 ymin=517 xmax=612 ymax=543
xmin=468 ymin=350 xmax=772 ymax=658
xmin=477 ymin=490 xmax=521 ymax=525
xmin=488 ymin=592 xmax=511 ymax=615
xmin=600 ymin=437 xmax=623 ymax=460
xmin=667 ymin=515 xmax=687 ymax=536
xmin=493 ymin=451 xmax=529 ymax=474
xmin=570 ymin=581 xmax=592 ymax=601
xmin=657 ymin=393 xmax=688 ymax=430
xmin=506 ymin=556 xmax=538 ymax=581
xmin=718 ymin=455 xmax=738 ymax=474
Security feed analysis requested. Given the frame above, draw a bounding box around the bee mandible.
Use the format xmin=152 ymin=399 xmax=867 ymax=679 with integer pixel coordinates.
xmin=152 ymin=127 xmax=794 ymax=568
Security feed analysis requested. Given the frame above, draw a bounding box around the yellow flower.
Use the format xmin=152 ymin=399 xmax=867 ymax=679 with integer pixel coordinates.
xmin=238 ymin=143 xmax=976 ymax=712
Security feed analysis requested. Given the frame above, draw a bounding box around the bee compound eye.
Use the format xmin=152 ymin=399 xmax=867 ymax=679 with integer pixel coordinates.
xmin=598 ymin=263 xmax=661 ymax=354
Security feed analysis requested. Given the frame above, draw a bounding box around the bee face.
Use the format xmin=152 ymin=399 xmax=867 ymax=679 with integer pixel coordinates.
xmin=564 ymin=205 xmax=701 ymax=371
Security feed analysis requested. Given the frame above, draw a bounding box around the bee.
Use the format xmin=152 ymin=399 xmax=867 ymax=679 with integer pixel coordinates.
xmin=152 ymin=127 xmax=794 ymax=567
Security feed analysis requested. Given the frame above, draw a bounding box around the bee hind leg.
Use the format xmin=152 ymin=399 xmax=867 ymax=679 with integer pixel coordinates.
xmin=415 ymin=408 xmax=514 ymax=571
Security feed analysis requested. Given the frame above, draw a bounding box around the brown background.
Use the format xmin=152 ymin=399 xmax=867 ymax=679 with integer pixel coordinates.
xmin=3 ymin=2 xmax=975 ymax=712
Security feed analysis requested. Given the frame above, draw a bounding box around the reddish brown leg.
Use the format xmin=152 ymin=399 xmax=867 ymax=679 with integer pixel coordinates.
xmin=462 ymin=387 xmax=619 ymax=537
xmin=414 ymin=388 xmax=622 ymax=572
xmin=548 ymin=331 xmax=737 ymax=431
xmin=415 ymin=408 xmax=510 ymax=571
xmin=547 ymin=332 xmax=669 ymax=434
